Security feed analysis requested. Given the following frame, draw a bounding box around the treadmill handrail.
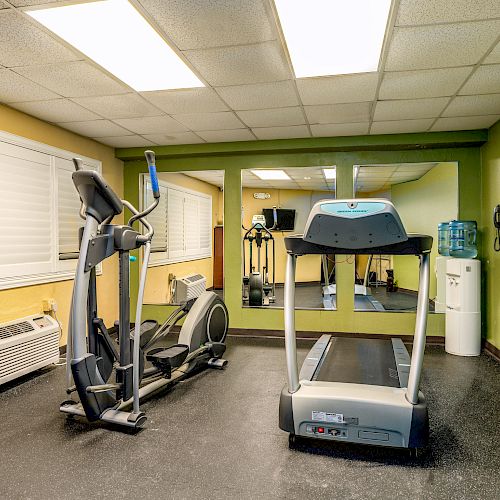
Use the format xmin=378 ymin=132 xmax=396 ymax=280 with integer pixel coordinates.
xmin=283 ymin=249 xmax=431 ymax=405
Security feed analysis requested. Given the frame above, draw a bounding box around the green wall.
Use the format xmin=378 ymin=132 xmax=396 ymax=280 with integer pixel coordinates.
xmin=480 ymin=120 xmax=500 ymax=349
xmin=392 ymin=162 xmax=459 ymax=297
xmin=118 ymin=131 xmax=485 ymax=338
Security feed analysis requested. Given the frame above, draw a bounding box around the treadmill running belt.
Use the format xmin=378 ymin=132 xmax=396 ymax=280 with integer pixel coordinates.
xmin=313 ymin=337 xmax=401 ymax=388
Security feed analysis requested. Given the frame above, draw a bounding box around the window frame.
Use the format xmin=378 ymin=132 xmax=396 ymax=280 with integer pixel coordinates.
xmin=0 ymin=130 xmax=102 ymax=291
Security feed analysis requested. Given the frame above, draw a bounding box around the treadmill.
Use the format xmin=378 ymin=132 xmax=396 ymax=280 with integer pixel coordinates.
xmin=279 ymin=199 xmax=431 ymax=449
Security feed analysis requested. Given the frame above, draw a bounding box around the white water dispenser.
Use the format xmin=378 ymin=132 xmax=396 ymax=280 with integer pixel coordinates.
xmin=445 ymin=258 xmax=481 ymax=356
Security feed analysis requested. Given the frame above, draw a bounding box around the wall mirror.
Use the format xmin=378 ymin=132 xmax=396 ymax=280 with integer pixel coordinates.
xmin=141 ymin=170 xmax=224 ymax=305
xmin=241 ymin=166 xmax=336 ymax=310
xmin=352 ymin=162 xmax=459 ymax=313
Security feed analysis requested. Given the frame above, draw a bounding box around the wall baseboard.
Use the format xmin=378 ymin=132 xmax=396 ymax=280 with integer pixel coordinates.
xmin=228 ymin=328 xmax=445 ymax=345
xmin=484 ymin=341 xmax=500 ymax=362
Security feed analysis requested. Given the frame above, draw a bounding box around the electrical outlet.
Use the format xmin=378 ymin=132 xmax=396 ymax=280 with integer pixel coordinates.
xmin=42 ymin=298 xmax=58 ymax=313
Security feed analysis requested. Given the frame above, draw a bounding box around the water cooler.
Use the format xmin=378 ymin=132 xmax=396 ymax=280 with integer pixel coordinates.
xmin=445 ymin=258 xmax=481 ymax=356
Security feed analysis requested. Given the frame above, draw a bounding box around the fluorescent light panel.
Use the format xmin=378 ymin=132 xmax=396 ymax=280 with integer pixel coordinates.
xmin=323 ymin=168 xmax=336 ymax=180
xmin=27 ymin=0 xmax=203 ymax=91
xmin=251 ymin=170 xmax=291 ymax=180
xmin=274 ymin=0 xmax=392 ymax=78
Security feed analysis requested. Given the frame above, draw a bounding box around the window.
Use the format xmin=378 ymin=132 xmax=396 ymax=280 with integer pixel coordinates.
xmin=0 ymin=131 xmax=101 ymax=290
xmin=142 ymin=177 xmax=212 ymax=266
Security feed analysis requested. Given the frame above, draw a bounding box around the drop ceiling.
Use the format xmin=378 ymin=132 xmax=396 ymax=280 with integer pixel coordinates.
xmin=355 ymin=162 xmax=438 ymax=192
xmin=0 ymin=0 xmax=499 ymax=147
xmin=185 ymin=163 xmax=438 ymax=192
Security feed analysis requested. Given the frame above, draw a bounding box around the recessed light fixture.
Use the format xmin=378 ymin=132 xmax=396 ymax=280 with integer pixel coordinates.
xmin=251 ymin=170 xmax=291 ymax=181
xmin=323 ymin=168 xmax=337 ymax=180
xmin=27 ymin=0 xmax=204 ymax=91
xmin=304 ymin=176 xmax=311 ymax=180
xmin=274 ymin=0 xmax=392 ymax=78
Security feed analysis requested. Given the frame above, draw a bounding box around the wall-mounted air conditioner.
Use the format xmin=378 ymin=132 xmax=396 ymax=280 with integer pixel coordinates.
xmin=0 ymin=315 xmax=60 ymax=385
xmin=174 ymin=274 xmax=207 ymax=304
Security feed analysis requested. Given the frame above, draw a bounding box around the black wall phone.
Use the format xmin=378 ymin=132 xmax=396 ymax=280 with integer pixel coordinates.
xmin=494 ymin=205 xmax=500 ymax=251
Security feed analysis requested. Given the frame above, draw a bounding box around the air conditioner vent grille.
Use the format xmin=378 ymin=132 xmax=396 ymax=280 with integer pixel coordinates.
xmin=0 ymin=321 xmax=34 ymax=339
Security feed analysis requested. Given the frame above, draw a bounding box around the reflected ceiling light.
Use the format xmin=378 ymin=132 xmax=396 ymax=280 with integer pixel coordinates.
xmin=304 ymin=176 xmax=311 ymax=180
xmin=274 ymin=0 xmax=392 ymax=77
xmin=323 ymin=168 xmax=336 ymax=180
xmin=251 ymin=170 xmax=291 ymax=180
xmin=27 ymin=0 xmax=204 ymax=91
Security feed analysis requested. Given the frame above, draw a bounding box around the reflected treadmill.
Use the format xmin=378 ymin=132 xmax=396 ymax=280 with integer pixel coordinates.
xmin=279 ymin=199 xmax=432 ymax=449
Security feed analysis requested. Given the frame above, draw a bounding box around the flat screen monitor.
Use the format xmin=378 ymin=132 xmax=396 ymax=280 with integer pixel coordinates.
xmin=262 ymin=208 xmax=296 ymax=231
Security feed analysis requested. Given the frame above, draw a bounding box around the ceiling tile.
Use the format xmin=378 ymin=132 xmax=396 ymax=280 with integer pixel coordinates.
xmin=11 ymin=99 xmax=100 ymax=123
xmin=196 ymin=129 xmax=255 ymax=143
xmin=296 ymin=73 xmax=379 ymax=105
xmin=459 ymin=65 xmax=500 ymax=95
xmin=72 ymin=94 xmax=162 ymax=119
xmin=113 ymin=116 xmax=188 ymax=134
xmin=58 ymin=120 xmax=131 ymax=137
xmin=8 ymin=0 xmax=61 ymax=5
xmin=385 ymin=21 xmax=500 ymax=71
xmin=237 ymin=107 xmax=304 ymax=128
xmin=0 ymin=1 xmax=8 ymax=8
xmin=443 ymin=94 xmax=500 ymax=116
xmin=484 ymin=42 xmax=500 ymax=64
xmin=140 ymin=0 xmax=274 ymax=50
xmin=252 ymin=125 xmax=310 ymax=140
xmin=370 ymin=119 xmax=433 ymax=135
xmin=216 ymin=81 xmax=298 ymax=110
xmin=95 ymin=136 xmax=155 ymax=148
xmin=305 ymin=102 xmax=371 ymax=124
xmin=379 ymin=67 xmax=471 ymax=100
xmin=310 ymin=123 xmax=369 ymax=137
xmin=0 ymin=68 xmax=60 ymax=102
xmin=173 ymin=111 xmax=245 ymax=131
xmin=142 ymin=132 xmax=205 ymax=145
xmin=15 ymin=61 xmax=129 ymax=98
xmin=140 ymin=88 xmax=227 ymax=114
xmin=0 ymin=11 xmax=80 ymax=67
xmin=431 ymin=115 xmax=500 ymax=131
xmin=373 ymin=97 xmax=449 ymax=121
xmin=183 ymin=42 xmax=291 ymax=86
xmin=396 ymin=0 xmax=500 ymax=25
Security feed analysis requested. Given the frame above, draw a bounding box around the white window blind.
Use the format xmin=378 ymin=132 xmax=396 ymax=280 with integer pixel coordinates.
xmin=56 ymin=157 xmax=97 ymax=258
xmin=143 ymin=176 xmax=212 ymax=266
xmin=0 ymin=131 xmax=101 ymax=289
xmin=144 ymin=180 xmax=168 ymax=253
xmin=0 ymin=143 xmax=53 ymax=279
xmin=167 ymin=188 xmax=185 ymax=260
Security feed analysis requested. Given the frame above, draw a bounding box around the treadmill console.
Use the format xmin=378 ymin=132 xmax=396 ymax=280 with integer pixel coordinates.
xmin=303 ymin=199 xmax=408 ymax=249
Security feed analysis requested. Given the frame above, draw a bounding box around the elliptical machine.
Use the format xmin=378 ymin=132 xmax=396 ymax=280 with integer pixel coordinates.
xmin=61 ymin=150 xmax=228 ymax=429
xmin=242 ymin=213 xmax=276 ymax=306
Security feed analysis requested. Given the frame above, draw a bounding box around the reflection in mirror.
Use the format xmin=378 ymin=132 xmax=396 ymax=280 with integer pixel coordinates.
xmin=142 ymin=170 xmax=224 ymax=305
xmin=241 ymin=166 xmax=336 ymax=310
xmin=353 ymin=162 xmax=458 ymax=313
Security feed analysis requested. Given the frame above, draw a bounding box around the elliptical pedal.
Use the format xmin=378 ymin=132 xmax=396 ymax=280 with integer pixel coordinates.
xmin=146 ymin=344 xmax=189 ymax=378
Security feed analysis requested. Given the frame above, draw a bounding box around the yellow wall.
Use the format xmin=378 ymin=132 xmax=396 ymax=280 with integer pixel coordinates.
xmin=391 ymin=163 xmax=459 ymax=297
xmin=144 ymin=172 xmax=222 ymax=304
xmin=480 ymin=120 xmax=500 ymax=349
xmin=242 ymin=187 xmax=333 ymax=283
xmin=0 ymin=104 xmax=123 ymax=346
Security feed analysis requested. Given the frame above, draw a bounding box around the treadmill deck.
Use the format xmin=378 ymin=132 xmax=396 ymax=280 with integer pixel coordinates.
xmin=313 ymin=337 xmax=404 ymax=388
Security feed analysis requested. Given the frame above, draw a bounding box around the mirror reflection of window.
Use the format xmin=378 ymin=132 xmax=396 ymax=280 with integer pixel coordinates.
xmin=353 ymin=162 xmax=458 ymax=313
xmin=142 ymin=170 xmax=224 ymax=306
xmin=241 ymin=167 xmax=336 ymax=310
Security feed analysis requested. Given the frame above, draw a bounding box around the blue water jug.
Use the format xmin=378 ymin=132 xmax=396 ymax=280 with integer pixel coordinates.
xmin=437 ymin=222 xmax=450 ymax=256
xmin=449 ymin=220 xmax=477 ymax=258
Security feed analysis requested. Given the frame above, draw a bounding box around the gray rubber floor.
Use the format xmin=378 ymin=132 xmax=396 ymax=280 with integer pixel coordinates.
xmin=0 ymin=336 xmax=499 ymax=500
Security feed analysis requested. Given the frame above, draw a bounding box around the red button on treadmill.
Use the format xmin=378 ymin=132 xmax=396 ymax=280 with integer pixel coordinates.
xmin=318 ymin=427 xmax=325 ymax=433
